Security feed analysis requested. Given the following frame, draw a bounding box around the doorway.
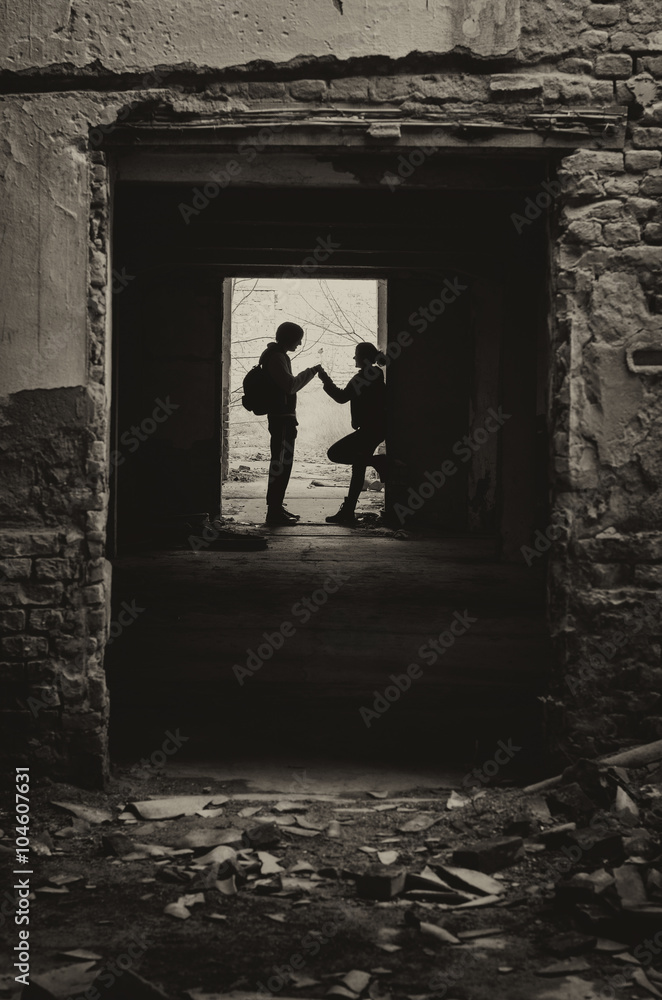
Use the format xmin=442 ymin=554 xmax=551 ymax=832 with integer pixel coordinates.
xmin=107 ymin=173 xmax=552 ymax=764
xmin=111 ymin=182 xmax=548 ymax=555
xmin=223 ymin=276 xmax=383 ymax=524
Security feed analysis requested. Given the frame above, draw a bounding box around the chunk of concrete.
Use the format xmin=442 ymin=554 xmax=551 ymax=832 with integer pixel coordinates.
xmin=357 ymin=864 xmax=406 ymax=900
xmin=613 ymin=863 xmax=648 ymax=910
xmin=537 ymin=957 xmax=591 ymax=976
xmin=130 ymin=795 xmax=227 ymax=820
xmin=434 ymin=864 xmax=505 ymax=897
xmin=452 ymin=836 xmax=524 ymax=874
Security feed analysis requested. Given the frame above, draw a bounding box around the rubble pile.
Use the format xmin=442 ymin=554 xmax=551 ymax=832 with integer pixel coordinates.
xmin=6 ymin=747 xmax=662 ymax=999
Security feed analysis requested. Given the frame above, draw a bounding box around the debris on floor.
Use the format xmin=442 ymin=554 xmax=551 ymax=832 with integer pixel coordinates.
xmin=8 ymin=744 xmax=662 ymax=999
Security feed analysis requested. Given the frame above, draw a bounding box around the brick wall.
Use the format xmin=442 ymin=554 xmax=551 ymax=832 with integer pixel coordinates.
xmin=1 ymin=0 xmax=662 ymax=781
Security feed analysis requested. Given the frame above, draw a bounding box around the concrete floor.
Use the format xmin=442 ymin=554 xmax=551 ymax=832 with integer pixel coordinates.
xmin=107 ymin=475 xmax=551 ymax=774
xmin=163 ymin=756 xmax=467 ymax=795
xmin=222 ymin=460 xmax=382 ymax=524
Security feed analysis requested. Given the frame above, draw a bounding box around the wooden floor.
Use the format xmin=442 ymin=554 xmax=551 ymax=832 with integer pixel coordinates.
xmin=107 ymin=526 xmax=552 ymax=767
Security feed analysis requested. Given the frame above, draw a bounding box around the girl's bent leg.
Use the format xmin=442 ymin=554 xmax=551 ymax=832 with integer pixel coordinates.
xmin=347 ymin=462 xmax=367 ymax=511
xmin=328 ymin=431 xmax=362 ymax=466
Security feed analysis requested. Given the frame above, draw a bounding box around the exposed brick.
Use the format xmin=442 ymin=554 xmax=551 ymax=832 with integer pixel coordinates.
xmin=28 ymin=685 xmax=61 ymax=712
xmin=86 ymin=560 xmax=105 ymax=584
xmin=627 ymin=196 xmax=659 ymax=220
xmin=559 ymin=58 xmax=593 ymax=74
xmin=0 ymin=531 xmax=61 ymax=558
xmin=577 ymin=533 xmax=662 ymax=562
xmin=84 ymin=584 xmax=104 ymax=605
xmin=0 ymin=610 xmax=26 ymax=632
xmin=626 ymin=149 xmax=662 ymax=170
xmin=18 ymin=584 xmax=65 ymax=606
xmin=580 ymin=29 xmax=609 ymax=50
xmin=610 ymin=31 xmax=644 ymax=52
xmin=289 ymin=79 xmax=326 ymax=101
xmin=644 ymin=222 xmax=662 ymax=243
xmin=26 ymin=660 xmax=56 ymax=682
xmin=574 ymin=176 xmax=607 ymax=198
xmin=641 ymin=103 xmax=662 ymax=126
xmin=636 ymin=565 xmax=662 ymax=586
xmin=589 ymin=564 xmax=633 ymax=588
xmin=64 ymin=529 xmax=85 ymax=551
xmin=406 ymin=75 xmax=489 ymax=105
xmin=595 ymin=53 xmax=633 ymax=76
xmin=34 ymin=557 xmax=73 ymax=582
xmin=328 ymin=77 xmax=370 ymax=102
xmin=640 ymin=56 xmax=662 ymax=76
xmin=54 ymin=637 xmax=87 ymax=661
xmin=565 ymin=220 xmax=605 ymax=245
xmin=543 ymin=76 xmax=592 ymax=104
xmin=88 ymin=674 xmax=108 ymax=712
xmin=560 ymin=149 xmax=625 ymax=173
xmin=585 ymin=5 xmax=622 ymax=27
xmin=1 ymin=635 xmax=49 ymax=660
xmin=0 ymin=558 xmax=31 ymax=581
xmin=640 ymin=170 xmax=662 ymax=194
xmin=87 ymin=610 xmax=106 ymax=633
xmin=217 ymin=81 xmax=248 ymax=97
xmin=565 ymin=197 xmax=626 ymax=221
xmin=603 ymin=221 xmax=641 ymax=245
xmin=489 ymin=74 xmax=543 ymax=96
xmin=28 ymin=609 xmax=64 ymax=631
xmin=86 ymin=511 xmax=106 ymax=534
xmin=370 ymin=76 xmax=416 ymax=101
xmin=62 ymin=711 xmax=105 ymax=732
xmin=68 ymin=730 xmax=108 ymax=759
xmin=615 ymin=79 xmax=634 ymax=103
xmin=603 ymin=174 xmax=639 ymax=195
xmin=59 ymin=673 xmax=88 ymax=701
xmin=80 ymin=494 xmax=106 ymax=512
xmin=590 ymin=80 xmax=618 ymax=101
xmin=246 ymin=81 xmax=287 ymax=100
xmin=0 ymin=584 xmax=22 ymax=608
xmin=632 ymin=127 xmax=662 ymax=148
xmin=0 ymin=657 xmax=21 ymax=676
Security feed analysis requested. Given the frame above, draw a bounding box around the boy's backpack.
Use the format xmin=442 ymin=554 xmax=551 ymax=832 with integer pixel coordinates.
xmin=241 ymin=363 xmax=284 ymax=415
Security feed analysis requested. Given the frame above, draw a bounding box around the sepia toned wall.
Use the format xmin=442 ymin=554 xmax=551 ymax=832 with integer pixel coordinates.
xmin=1 ymin=0 xmax=662 ymax=782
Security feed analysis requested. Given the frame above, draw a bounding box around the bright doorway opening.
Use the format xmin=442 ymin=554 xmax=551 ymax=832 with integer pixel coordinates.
xmin=222 ymin=277 xmax=384 ymax=523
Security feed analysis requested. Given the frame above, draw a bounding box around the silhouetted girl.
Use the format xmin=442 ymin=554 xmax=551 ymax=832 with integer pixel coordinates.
xmin=320 ymin=342 xmax=387 ymax=525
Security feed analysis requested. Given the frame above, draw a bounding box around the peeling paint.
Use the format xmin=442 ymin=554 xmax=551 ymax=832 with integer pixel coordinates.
xmin=0 ymin=0 xmax=521 ymax=73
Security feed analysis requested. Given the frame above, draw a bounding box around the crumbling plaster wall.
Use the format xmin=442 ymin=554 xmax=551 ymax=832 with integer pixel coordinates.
xmin=0 ymin=92 xmax=118 ymax=785
xmin=1 ymin=0 xmax=662 ymax=783
xmin=0 ymin=0 xmax=520 ymax=70
xmin=551 ymin=139 xmax=662 ymax=757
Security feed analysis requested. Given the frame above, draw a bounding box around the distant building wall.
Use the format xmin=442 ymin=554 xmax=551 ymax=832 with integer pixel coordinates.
xmin=229 ymin=279 xmax=378 ymax=459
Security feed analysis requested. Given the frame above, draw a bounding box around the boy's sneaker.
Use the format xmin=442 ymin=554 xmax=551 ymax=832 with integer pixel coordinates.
xmin=266 ymin=506 xmax=299 ymax=526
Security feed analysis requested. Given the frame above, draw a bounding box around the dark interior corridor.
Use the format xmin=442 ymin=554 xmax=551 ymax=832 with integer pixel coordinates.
xmin=107 ymin=531 xmax=550 ymax=771
xmin=107 ymin=168 xmax=553 ymax=772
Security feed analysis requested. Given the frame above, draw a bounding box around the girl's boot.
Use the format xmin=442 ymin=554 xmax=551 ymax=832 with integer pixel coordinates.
xmin=325 ymin=498 xmax=357 ymax=525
